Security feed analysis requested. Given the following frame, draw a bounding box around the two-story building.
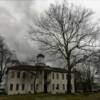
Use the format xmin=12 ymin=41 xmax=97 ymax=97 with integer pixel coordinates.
xmin=4 ymin=54 xmax=75 ymax=95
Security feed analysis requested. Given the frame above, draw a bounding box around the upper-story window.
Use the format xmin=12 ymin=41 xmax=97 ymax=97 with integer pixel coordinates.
xmin=52 ymin=72 xmax=54 ymax=79
xmin=30 ymin=73 xmax=33 ymax=79
xmin=23 ymin=72 xmax=26 ymax=79
xmin=62 ymin=73 xmax=64 ymax=80
xmin=66 ymin=74 xmax=67 ymax=79
xmin=17 ymin=72 xmax=20 ymax=78
xmin=56 ymin=73 xmax=59 ymax=80
xmin=11 ymin=71 xmax=15 ymax=78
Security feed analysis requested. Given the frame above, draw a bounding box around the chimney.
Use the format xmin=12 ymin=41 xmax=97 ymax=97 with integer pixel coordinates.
xmin=36 ymin=54 xmax=45 ymax=66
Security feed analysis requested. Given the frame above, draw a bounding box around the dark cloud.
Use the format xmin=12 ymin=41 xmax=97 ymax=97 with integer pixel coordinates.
xmin=0 ymin=0 xmax=99 ymax=65
xmin=0 ymin=0 xmax=37 ymax=61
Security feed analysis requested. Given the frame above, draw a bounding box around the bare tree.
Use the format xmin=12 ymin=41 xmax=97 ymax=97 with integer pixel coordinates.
xmin=0 ymin=36 xmax=13 ymax=82
xmin=29 ymin=1 xmax=100 ymax=94
xmin=76 ymin=59 xmax=96 ymax=93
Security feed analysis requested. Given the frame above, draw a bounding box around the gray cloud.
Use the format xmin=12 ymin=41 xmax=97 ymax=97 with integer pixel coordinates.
xmin=0 ymin=0 xmax=37 ymax=61
xmin=0 ymin=0 xmax=99 ymax=64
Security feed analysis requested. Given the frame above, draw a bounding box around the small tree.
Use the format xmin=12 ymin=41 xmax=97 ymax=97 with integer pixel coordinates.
xmin=76 ymin=59 xmax=96 ymax=93
xmin=0 ymin=36 xmax=13 ymax=82
xmin=29 ymin=1 xmax=100 ymax=94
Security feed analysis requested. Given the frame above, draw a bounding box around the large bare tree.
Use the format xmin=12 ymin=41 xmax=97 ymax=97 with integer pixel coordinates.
xmin=29 ymin=1 xmax=100 ymax=94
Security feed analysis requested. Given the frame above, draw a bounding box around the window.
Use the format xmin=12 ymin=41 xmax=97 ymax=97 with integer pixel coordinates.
xmin=30 ymin=73 xmax=33 ymax=79
xmin=31 ymin=84 xmax=34 ymax=90
xmin=63 ymin=84 xmax=65 ymax=90
xmin=36 ymin=84 xmax=39 ymax=90
xmin=17 ymin=72 xmax=20 ymax=78
xmin=52 ymin=84 xmax=55 ymax=90
xmin=56 ymin=73 xmax=59 ymax=80
xmin=56 ymin=84 xmax=59 ymax=90
xmin=10 ymin=84 xmax=13 ymax=91
xmin=66 ymin=74 xmax=67 ymax=79
xmin=71 ymin=84 xmax=72 ymax=89
xmin=23 ymin=72 xmax=26 ymax=79
xmin=62 ymin=73 xmax=64 ymax=80
xmin=11 ymin=71 xmax=15 ymax=78
xmin=52 ymin=72 xmax=54 ymax=79
xmin=16 ymin=84 xmax=19 ymax=91
xmin=22 ymin=84 xmax=25 ymax=90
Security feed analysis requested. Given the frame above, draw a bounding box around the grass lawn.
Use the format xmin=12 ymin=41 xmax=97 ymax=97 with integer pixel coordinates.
xmin=0 ymin=93 xmax=100 ymax=100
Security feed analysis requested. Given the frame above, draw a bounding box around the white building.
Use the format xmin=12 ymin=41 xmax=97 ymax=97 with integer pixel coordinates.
xmin=4 ymin=54 xmax=75 ymax=95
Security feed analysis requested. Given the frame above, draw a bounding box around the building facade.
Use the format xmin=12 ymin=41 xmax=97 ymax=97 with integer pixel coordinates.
xmin=3 ymin=54 xmax=75 ymax=95
xmin=4 ymin=64 xmax=74 ymax=95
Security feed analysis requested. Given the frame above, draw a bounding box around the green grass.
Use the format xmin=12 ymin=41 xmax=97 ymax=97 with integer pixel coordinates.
xmin=0 ymin=93 xmax=100 ymax=100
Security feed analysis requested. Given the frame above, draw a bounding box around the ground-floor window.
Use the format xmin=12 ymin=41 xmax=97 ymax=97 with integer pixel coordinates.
xmin=36 ymin=84 xmax=39 ymax=90
xmin=22 ymin=84 xmax=25 ymax=90
xmin=63 ymin=84 xmax=65 ymax=90
xmin=56 ymin=84 xmax=59 ymax=90
xmin=52 ymin=84 xmax=55 ymax=90
xmin=16 ymin=84 xmax=19 ymax=91
xmin=10 ymin=84 xmax=13 ymax=91
xmin=31 ymin=84 xmax=34 ymax=90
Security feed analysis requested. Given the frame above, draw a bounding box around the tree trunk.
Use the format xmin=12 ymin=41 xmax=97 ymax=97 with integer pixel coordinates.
xmin=82 ymin=82 xmax=87 ymax=93
xmin=33 ymin=75 xmax=37 ymax=94
xmin=88 ymin=79 xmax=92 ymax=92
xmin=0 ymin=53 xmax=4 ymax=83
xmin=0 ymin=74 xmax=2 ymax=83
xmin=66 ymin=54 xmax=72 ymax=94
xmin=67 ymin=70 xmax=72 ymax=94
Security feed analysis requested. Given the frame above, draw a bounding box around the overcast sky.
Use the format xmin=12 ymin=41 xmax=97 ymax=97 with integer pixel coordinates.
xmin=0 ymin=0 xmax=100 ymax=62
